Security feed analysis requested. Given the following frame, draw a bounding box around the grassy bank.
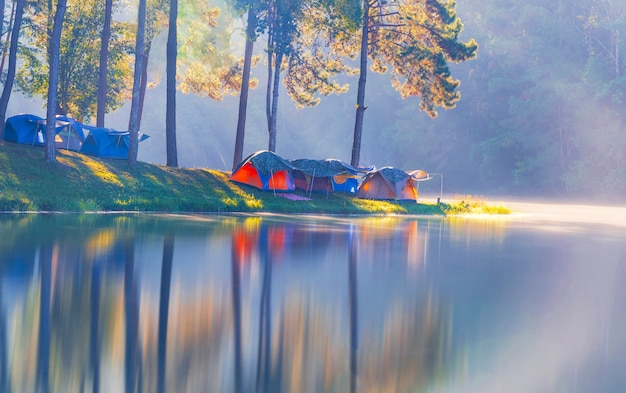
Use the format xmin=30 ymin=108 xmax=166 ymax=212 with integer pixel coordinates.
xmin=0 ymin=142 xmax=509 ymax=215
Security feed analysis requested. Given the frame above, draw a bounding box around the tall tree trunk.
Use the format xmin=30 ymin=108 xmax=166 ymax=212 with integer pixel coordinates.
xmin=0 ymin=0 xmax=12 ymax=75
xmin=350 ymin=0 xmax=369 ymax=167
xmin=45 ymin=0 xmax=67 ymax=163
xmin=0 ymin=1 xmax=16 ymax=79
xmin=267 ymin=52 xmax=282 ymax=153
xmin=127 ymin=0 xmax=147 ymax=166
xmin=166 ymin=0 xmax=178 ymax=167
xmin=96 ymin=0 xmax=112 ymax=127
xmin=232 ymin=9 xmax=257 ymax=170
xmin=0 ymin=0 xmax=25 ymax=141
xmin=0 ymin=0 xmax=5 ymax=48
xmin=138 ymin=43 xmax=151 ymax=127
xmin=265 ymin=50 xmax=274 ymax=147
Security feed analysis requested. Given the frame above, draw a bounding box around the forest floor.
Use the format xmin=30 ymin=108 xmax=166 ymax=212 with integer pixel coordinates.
xmin=0 ymin=142 xmax=511 ymax=215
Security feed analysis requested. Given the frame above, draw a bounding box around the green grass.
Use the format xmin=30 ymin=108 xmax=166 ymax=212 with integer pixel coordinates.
xmin=0 ymin=142 xmax=509 ymax=215
xmin=439 ymin=195 xmax=512 ymax=215
xmin=0 ymin=142 xmax=441 ymax=214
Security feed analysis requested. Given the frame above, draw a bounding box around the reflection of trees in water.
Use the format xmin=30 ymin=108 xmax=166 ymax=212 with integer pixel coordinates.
xmin=359 ymin=294 xmax=454 ymax=392
xmin=157 ymin=235 xmax=173 ymax=393
xmin=0 ymin=215 xmax=459 ymax=392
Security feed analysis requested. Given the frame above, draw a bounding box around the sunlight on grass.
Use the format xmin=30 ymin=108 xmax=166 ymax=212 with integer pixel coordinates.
xmin=245 ymin=199 xmax=263 ymax=209
xmin=442 ymin=195 xmax=512 ymax=215
xmin=221 ymin=197 xmax=240 ymax=207
xmin=57 ymin=155 xmax=79 ymax=170
xmin=80 ymin=156 xmax=123 ymax=186
xmin=114 ymin=198 xmax=133 ymax=207
xmin=352 ymin=199 xmax=408 ymax=214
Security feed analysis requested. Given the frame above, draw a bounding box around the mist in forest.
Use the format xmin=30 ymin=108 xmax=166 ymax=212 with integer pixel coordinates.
xmin=7 ymin=0 xmax=626 ymax=203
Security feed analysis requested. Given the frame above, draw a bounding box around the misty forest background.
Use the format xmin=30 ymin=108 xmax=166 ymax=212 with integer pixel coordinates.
xmin=4 ymin=0 xmax=626 ymax=202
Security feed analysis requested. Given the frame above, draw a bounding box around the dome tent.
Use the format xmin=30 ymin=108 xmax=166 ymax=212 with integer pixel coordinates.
xmin=230 ymin=150 xmax=296 ymax=192
xmin=357 ymin=167 xmax=418 ymax=201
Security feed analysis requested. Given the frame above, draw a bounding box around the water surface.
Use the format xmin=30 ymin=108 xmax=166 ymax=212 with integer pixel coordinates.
xmin=0 ymin=206 xmax=624 ymax=393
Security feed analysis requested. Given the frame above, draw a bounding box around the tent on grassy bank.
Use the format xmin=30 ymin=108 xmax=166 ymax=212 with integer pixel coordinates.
xmin=3 ymin=114 xmax=76 ymax=149
xmin=79 ymin=127 xmax=150 ymax=159
xmin=290 ymin=158 xmax=368 ymax=194
xmin=357 ymin=167 xmax=427 ymax=201
xmin=230 ymin=150 xmax=296 ymax=191
xmin=4 ymin=114 xmax=149 ymax=158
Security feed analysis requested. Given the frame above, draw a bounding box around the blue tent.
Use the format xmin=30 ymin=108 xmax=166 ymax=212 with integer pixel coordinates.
xmin=4 ymin=114 xmax=83 ymax=150
xmin=54 ymin=115 xmax=89 ymax=151
xmin=79 ymin=127 xmax=150 ymax=159
xmin=4 ymin=114 xmax=46 ymax=146
xmin=290 ymin=158 xmax=368 ymax=194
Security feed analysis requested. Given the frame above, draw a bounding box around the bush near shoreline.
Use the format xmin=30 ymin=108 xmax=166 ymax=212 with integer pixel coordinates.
xmin=0 ymin=142 xmax=509 ymax=215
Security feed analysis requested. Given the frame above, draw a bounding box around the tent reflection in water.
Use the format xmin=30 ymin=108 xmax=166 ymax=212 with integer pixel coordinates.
xmin=230 ymin=150 xmax=296 ymax=192
xmin=358 ymin=167 xmax=430 ymax=201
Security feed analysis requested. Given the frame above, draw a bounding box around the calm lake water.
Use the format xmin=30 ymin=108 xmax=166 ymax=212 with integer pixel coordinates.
xmin=0 ymin=205 xmax=625 ymax=393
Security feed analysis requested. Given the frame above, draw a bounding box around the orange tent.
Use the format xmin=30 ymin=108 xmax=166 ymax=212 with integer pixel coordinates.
xmin=230 ymin=151 xmax=295 ymax=191
xmin=357 ymin=167 xmax=417 ymax=201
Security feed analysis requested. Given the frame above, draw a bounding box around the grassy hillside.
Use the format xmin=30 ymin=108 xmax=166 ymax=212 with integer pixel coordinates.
xmin=0 ymin=142 xmax=453 ymax=215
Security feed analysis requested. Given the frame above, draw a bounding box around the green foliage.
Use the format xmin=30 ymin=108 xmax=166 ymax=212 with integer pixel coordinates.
xmin=16 ymin=0 xmax=134 ymax=122
xmin=283 ymin=2 xmax=359 ymax=107
xmin=366 ymin=0 xmax=478 ymax=117
xmin=177 ymin=0 xmax=245 ymax=99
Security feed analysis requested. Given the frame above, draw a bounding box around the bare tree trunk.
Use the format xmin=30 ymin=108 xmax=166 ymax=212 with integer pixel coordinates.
xmin=232 ymin=9 xmax=257 ymax=170
xmin=138 ymin=43 xmax=151 ymax=127
xmin=350 ymin=0 xmax=369 ymax=167
xmin=267 ymin=51 xmax=282 ymax=153
xmin=0 ymin=1 xmax=16 ymax=78
xmin=0 ymin=0 xmax=25 ymax=141
xmin=127 ymin=0 xmax=147 ymax=166
xmin=265 ymin=52 xmax=273 ymax=144
xmin=45 ymin=0 xmax=67 ymax=163
xmin=166 ymin=0 xmax=178 ymax=167
xmin=0 ymin=0 xmax=5 ymax=46
xmin=96 ymin=0 xmax=112 ymax=127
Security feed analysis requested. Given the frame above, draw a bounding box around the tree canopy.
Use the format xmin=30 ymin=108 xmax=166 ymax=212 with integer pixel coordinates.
xmin=16 ymin=0 xmax=134 ymax=122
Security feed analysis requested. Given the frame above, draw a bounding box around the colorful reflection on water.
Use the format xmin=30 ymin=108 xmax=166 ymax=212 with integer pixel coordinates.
xmin=0 ymin=212 xmax=624 ymax=393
